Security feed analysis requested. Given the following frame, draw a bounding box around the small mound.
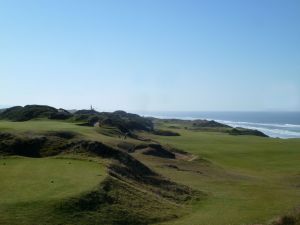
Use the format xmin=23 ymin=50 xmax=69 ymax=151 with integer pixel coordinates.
xmin=228 ymin=127 xmax=268 ymax=137
xmin=136 ymin=144 xmax=176 ymax=159
xmin=95 ymin=126 xmax=123 ymax=137
xmin=0 ymin=132 xmax=46 ymax=157
xmin=117 ymin=141 xmax=135 ymax=152
xmin=56 ymin=177 xmax=185 ymax=225
xmin=47 ymin=131 xmax=77 ymax=139
xmin=0 ymin=132 xmax=71 ymax=157
xmin=152 ymin=129 xmax=180 ymax=136
xmin=73 ymin=109 xmax=154 ymax=132
xmin=0 ymin=105 xmax=59 ymax=121
xmin=192 ymin=119 xmax=231 ymax=128
xmin=267 ymin=207 xmax=300 ymax=225
xmin=48 ymin=109 xmax=72 ymax=120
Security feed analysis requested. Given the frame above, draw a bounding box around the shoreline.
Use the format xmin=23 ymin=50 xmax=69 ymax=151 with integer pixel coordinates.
xmin=141 ymin=114 xmax=300 ymax=139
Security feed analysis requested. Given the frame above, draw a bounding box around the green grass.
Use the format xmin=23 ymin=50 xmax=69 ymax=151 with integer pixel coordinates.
xmin=138 ymin=123 xmax=300 ymax=225
xmin=0 ymin=120 xmax=185 ymax=224
xmin=0 ymin=119 xmax=107 ymax=139
xmin=0 ymin=119 xmax=299 ymax=225
xmin=0 ymin=120 xmax=141 ymax=146
xmin=0 ymin=155 xmax=182 ymax=225
xmin=0 ymin=157 xmax=106 ymax=224
xmin=0 ymin=157 xmax=106 ymax=204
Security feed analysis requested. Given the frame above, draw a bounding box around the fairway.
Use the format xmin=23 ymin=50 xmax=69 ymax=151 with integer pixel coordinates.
xmin=139 ymin=125 xmax=300 ymax=225
xmin=0 ymin=157 xmax=106 ymax=204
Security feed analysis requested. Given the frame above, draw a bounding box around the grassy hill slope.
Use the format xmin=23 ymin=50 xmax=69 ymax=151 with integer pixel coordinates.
xmin=0 ymin=119 xmax=198 ymax=225
xmin=0 ymin=117 xmax=299 ymax=225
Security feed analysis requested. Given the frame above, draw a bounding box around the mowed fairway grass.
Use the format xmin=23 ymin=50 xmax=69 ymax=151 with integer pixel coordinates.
xmin=0 ymin=157 xmax=106 ymax=224
xmin=143 ymin=127 xmax=300 ymax=225
xmin=0 ymin=157 xmax=106 ymax=203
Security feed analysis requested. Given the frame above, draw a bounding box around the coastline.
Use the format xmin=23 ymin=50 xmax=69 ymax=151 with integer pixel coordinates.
xmin=139 ymin=112 xmax=300 ymax=139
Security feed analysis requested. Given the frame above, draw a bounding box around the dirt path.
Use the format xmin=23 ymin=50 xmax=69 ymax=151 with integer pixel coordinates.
xmin=188 ymin=155 xmax=198 ymax=161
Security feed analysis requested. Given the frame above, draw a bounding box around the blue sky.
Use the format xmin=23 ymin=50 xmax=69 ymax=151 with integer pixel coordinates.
xmin=0 ymin=0 xmax=299 ymax=111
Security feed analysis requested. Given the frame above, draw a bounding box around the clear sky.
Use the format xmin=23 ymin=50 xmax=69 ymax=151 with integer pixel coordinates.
xmin=0 ymin=0 xmax=299 ymax=111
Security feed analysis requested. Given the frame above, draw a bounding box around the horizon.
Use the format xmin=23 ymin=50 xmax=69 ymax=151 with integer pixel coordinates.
xmin=1 ymin=104 xmax=300 ymax=113
xmin=1 ymin=104 xmax=300 ymax=138
xmin=1 ymin=0 xmax=300 ymax=111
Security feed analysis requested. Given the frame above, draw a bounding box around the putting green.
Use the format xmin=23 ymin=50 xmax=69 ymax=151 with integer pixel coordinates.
xmin=0 ymin=157 xmax=106 ymax=204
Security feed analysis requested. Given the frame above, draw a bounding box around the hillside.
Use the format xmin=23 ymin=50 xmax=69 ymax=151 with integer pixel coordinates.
xmin=0 ymin=105 xmax=72 ymax=121
xmin=0 ymin=105 xmax=153 ymax=133
xmin=154 ymin=118 xmax=269 ymax=137
xmin=73 ymin=109 xmax=153 ymax=133
xmin=0 ymin=105 xmax=268 ymax=138
xmin=0 ymin=106 xmax=299 ymax=225
xmin=0 ymin=127 xmax=198 ymax=225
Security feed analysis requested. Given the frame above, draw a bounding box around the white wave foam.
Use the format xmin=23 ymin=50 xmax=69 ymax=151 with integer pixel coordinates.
xmin=216 ymin=120 xmax=300 ymax=129
xmin=216 ymin=120 xmax=300 ymax=139
xmin=142 ymin=114 xmax=300 ymax=139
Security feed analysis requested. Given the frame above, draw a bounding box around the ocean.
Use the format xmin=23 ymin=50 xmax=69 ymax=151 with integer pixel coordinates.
xmin=138 ymin=111 xmax=300 ymax=139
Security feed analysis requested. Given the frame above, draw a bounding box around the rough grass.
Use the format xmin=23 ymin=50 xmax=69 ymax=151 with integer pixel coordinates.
xmin=268 ymin=207 xmax=300 ymax=225
xmin=55 ymin=177 xmax=184 ymax=225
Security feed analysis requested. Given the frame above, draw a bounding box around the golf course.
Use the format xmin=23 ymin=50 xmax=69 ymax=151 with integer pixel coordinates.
xmin=0 ymin=105 xmax=299 ymax=225
xmin=2 ymin=1 xmax=299 ymax=224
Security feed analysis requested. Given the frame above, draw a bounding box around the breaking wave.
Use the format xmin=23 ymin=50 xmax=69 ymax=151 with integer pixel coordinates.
xmin=215 ymin=120 xmax=300 ymax=139
xmin=142 ymin=114 xmax=300 ymax=139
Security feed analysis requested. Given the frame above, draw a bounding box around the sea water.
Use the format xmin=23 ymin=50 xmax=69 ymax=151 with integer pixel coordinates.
xmin=138 ymin=111 xmax=300 ymax=139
